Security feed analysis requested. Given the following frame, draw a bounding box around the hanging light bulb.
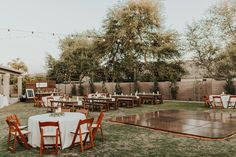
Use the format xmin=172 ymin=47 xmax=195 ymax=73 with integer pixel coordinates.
xmin=102 ymin=38 xmax=106 ymax=42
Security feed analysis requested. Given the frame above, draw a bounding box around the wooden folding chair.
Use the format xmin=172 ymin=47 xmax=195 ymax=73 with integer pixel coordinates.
xmin=7 ymin=114 xmax=28 ymax=130
xmin=212 ymin=96 xmax=224 ymax=109
xmin=92 ymin=112 xmax=104 ymax=141
xmin=34 ymin=96 xmax=43 ymax=107
xmin=70 ymin=118 xmax=94 ymax=152
xmin=203 ymin=95 xmax=212 ymax=108
xmin=46 ymin=96 xmax=56 ymax=112
xmin=75 ymin=109 xmax=89 ymax=118
xmin=39 ymin=121 xmax=62 ymax=156
xmin=228 ymin=95 xmax=236 ymax=108
xmin=5 ymin=118 xmax=30 ymax=153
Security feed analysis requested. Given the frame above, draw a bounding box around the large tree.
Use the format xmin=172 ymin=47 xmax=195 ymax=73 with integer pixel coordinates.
xmin=96 ymin=0 xmax=183 ymax=82
xmin=186 ymin=0 xmax=236 ymax=78
xmin=186 ymin=19 xmax=220 ymax=77
xmin=47 ymin=0 xmax=184 ymax=83
xmin=216 ymin=43 xmax=236 ymax=78
xmin=209 ymin=0 xmax=236 ymax=44
xmin=46 ymin=33 xmax=101 ymax=83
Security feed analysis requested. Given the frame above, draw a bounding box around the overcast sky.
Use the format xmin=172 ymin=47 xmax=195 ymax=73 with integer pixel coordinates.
xmin=0 ymin=0 xmax=218 ymax=73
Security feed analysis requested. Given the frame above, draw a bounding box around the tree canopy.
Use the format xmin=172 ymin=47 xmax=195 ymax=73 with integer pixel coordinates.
xmin=46 ymin=34 xmax=101 ymax=83
xmin=46 ymin=0 xmax=185 ymax=83
xmin=186 ymin=0 xmax=236 ymax=78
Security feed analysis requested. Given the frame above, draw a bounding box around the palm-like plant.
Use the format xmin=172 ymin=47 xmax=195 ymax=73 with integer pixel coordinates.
xmin=8 ymin=58 xmax=28 ymax=72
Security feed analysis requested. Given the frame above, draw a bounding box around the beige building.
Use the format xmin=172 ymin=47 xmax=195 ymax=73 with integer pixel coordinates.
xmin=0 ymin=65 xmax=23 ymax=99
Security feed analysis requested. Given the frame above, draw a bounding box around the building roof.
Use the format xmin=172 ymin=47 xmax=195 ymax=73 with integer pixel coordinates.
xmin=0 ymin=65 xmax=23 ymax=75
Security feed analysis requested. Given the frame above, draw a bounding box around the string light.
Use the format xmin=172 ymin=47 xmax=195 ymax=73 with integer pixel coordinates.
xmin=0 ymin=28 xmax=106 ymax=41
xmin=0 ymin=28 xmax=67 ymax=36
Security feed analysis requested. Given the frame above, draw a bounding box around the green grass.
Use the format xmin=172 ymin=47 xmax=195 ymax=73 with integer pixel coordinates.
xmin=0 ymin=101 xmax=236 ymax=157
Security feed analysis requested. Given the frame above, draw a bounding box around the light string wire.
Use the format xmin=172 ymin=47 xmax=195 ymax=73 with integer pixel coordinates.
xmin=0 ymin=28 xmax=104 ymax=40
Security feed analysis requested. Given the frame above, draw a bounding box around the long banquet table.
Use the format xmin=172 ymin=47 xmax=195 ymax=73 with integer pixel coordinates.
xmin=0 ymin=95 xmax=8 ymax=108
xmin=112 ymin=95 xmax=141 ymax=108
xmin=42 ymin=96 xmax=61 ymax=107
xmin=137 ymin=93 xmax=163 ymax=105
xmin=28 ymin=112 xmax=86 ymax=149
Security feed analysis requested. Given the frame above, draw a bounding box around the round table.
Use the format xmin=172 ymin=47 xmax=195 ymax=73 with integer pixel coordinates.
xmin=28 ymin=112 xmax=86 ymax=149
xmin=209 ymin=95 xmax=230 ymax=108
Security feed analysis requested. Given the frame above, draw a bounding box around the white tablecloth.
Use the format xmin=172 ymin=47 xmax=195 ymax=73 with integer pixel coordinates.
xmin=28 ymin=112 xmax=86 ymax=149
xmin=209 ymin=95 xmax=230 ymax=108
xmin=0 ymin=96 xmax=9 ymax=108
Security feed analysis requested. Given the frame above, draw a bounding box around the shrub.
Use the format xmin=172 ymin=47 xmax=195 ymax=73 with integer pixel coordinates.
xmin=150 ymin=79 xmax=159 ymax=93
xmin=71 ymin=84 xmax=77 ymax=96
xmin=89 ymin=80 xmax=95 ymax=93
xmin=224 ymin=77 xmax=235 ymax=94
xmin=115 ymin=83 xmax=122 ymax=94
xmin=101 ymin=81 xmax=108 ymax=93
xmin=133 ymin=80 xmax=139 ymax=93
xmin=170 ymin=83 xmax=178 ymax=99
xmin=78 ymin=83 xmax=84 ymax=96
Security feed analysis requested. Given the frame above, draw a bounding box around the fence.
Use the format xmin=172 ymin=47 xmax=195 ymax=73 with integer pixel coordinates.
xmin=55 ymin=78 xmax=233 ymax=101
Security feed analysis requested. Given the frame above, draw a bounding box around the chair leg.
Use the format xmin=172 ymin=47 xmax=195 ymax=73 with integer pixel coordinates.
xmin=7 ymin=131 xmax=11 ymax=145
xmin=12 ymin=134 xmax=17 ymax=153
xmin=79 ymin=133 xmax=83 ymax=152
xmin=100 ymin=127 xmax=104 ymax=141
xmin=56 ymin=134 xmax=58 ymax=154
xmin=40 ymin=138 xmax=43 ymax=156
xmin=40 ymin=146 xmax=43 ymax=156
xmin=89 ymin=131 xmax=94 ymax=147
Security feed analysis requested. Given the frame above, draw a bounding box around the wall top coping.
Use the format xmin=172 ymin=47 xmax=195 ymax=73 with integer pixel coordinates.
xmin=0 ymin=65 xmax=23 ymax=75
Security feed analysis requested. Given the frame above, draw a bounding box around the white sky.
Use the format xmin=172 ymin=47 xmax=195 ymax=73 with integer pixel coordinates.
xmin=0 ymin=0 xmax=218 ymax=73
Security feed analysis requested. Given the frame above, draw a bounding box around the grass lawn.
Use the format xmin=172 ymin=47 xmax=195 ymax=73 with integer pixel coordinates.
xmin=0 ymin=101 xmax=236 ymax=157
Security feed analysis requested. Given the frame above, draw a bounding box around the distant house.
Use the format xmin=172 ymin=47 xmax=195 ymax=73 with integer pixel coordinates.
xmin=28 ymin=73 xmax=47 ymax=78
